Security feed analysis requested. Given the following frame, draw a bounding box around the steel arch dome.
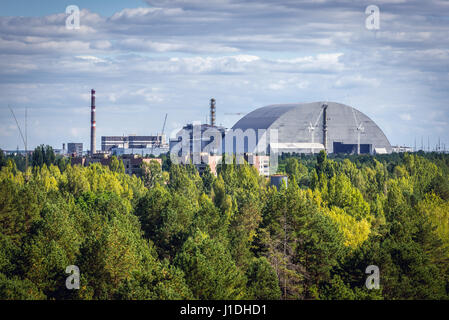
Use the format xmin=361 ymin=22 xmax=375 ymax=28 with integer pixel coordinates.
xmin=231 ymin=101 xmax=391 ymax=154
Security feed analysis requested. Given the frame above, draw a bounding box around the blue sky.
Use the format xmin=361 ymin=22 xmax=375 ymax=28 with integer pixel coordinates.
xmin=0 ymin=0 xmax=146 ymax=17
xmin=1 ymin=0 xmax=448 ymax=151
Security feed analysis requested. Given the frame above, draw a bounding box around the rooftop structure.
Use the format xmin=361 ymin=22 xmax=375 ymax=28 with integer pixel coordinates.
xmin=232 ymin=101 xmax=392 ymax=155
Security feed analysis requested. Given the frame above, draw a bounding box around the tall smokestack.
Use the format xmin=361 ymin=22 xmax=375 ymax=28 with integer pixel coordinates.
xmin=90 ymin=89 xmax=96 ymax=156
xmin=322 ymin=103 xmax=328 ymax=152
xmin=210 ymin=98 xmax=216 ymax=126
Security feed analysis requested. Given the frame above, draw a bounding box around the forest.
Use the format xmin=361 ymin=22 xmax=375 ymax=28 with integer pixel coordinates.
xmin=0 ymin=147 xmax=449 ymax=300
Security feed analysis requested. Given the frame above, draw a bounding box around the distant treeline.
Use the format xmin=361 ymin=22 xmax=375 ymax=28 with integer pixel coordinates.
xmin=0 ymin=148 xmax=448 ymax=299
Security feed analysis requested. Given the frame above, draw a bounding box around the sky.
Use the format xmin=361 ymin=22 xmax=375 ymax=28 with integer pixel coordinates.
xmin=0 ymin=0 xmax=448 ymax=151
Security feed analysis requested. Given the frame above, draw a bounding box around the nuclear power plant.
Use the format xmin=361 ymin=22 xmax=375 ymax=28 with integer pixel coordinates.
xmin=80 ymin=83 xmax=395 ymax=158
xmin=83 ymin=88 xmax=392 ymax=158
xmin=65 ymin=89 xmax=402 ymax=177
xmin=232 ymin=102 xmax=392 ymax=155
xmin=84 ymin=88 xmax=169 ymax=157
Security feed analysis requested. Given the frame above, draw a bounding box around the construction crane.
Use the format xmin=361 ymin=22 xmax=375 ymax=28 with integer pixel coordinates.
xmin=224 ymin=112 xmax=246 ymax=116
xmin=159 ymin=113 xmax=168 ymax=146
xmin=9 ymin=105 xmax=28 ymax=181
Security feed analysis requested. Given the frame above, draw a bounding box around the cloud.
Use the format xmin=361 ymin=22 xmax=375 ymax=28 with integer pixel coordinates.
xmin=400 ymin=113 xmax=412 ymax=121
xmin=0 ymin=0 xmax=448 ymax=149
xmin=118 ymin=38 xmax=239 ymax=53
xmin=334 ymin=75 xmax=380 ymax=88
xmin=75 ymin=55 xmax=107 ymax=63
xmin=132 ymin=88 xmax=164 ymax=103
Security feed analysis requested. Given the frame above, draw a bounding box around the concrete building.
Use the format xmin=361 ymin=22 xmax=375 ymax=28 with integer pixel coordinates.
xmin=67 ymin=143 xmax=83 ymax=156
xmin=70 ymin=157 xmax=86 ymax=166
xmin=232 ymin=102 xmax=392 ymax=155
xmin=169 ymin=123 xmax=226 ymax=157
xmin=70 ymin=153 xmax=162 ymax=177
xmin=244 ymin=153 xmax=270 ymax=176
xmin=85 ymin=153 xmax=111 ymax=167
xmin=392 ymin=145 xmax=413 ymax=153
xmin=169 ymin=123 xmax=272 ymax=176
xmin=169 ymin=123 xmax=225 ymax=175
xmin=110 ymin=146 xmax=169 ymax=157
xmin=194 ymin=153 xmax=222 ymax=176
xmin=102 ymin=135 xmax=167 ymax=152
xmin=3 ymin=150 xmax=32 ymax=157
xmin=121 ymin=154 xmax=162 ymax=176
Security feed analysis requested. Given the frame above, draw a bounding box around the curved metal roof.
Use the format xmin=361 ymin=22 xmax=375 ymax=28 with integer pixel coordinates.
xmin=231 ymin=101 xmax=392 ymax=154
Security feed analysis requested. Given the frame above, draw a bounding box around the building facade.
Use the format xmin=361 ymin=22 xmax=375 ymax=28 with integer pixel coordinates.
xmin=102 ymin=135 xmax=166 ymax=152
xmin=110 ymin=146 xmax=169 ymax=157
xmin=70 ymin=153 xmax=162 ymax=177
xmin=121 ymin=154 xmax=162 ymax=176
xmin=67 ymin=143 xmax=83 ymax=156
xmin=392 ymin=145 xmax=413 ymax=153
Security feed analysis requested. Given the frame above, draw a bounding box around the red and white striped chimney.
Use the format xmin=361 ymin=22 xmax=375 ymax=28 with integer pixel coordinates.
xmin=90 ymin=89 xmax=96 ymax=156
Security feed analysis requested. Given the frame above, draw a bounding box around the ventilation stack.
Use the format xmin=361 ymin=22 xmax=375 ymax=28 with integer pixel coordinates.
xmin=322 ymin=103 xmax=328 ymax=152
xmin=90 ymin=89 xmax=96 ymax=156
xmin=210 ymin=98 xmax=216 ymax=126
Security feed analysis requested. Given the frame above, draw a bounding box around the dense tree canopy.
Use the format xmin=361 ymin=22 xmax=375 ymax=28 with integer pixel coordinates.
xmin=1 ymin=151 xmax=449 ymax=300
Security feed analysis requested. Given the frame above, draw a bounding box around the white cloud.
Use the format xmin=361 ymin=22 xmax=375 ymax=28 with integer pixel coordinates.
xmin=75 ymin=55 xmax=106 ymax=63
xmin=1 ymin=0 xmax=449 ymax=149
xmin=400 ymin=113 xmax=412 ymax=121
xmin=275 ymin=53 xmax=345 ymax=72
xmin=334 ymin=75 xmax=380 ymax=88
xmin=132 ymin=88 xmax=164 ymax=103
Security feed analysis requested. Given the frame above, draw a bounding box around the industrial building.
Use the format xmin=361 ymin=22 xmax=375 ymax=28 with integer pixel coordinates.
xmin=121 ymin=154 xmax=162 ymax=176
xmin=71 ymin=153 xmax=162 ymax=177
xmin=169 ymin=123 xmax=226 ymax=156
xmin=169 ymin=99 xmax=271 ymax=176
xmin=392 ymin=145 xmax=414 ymax=153
xmin=102 ymin=135 xmax=166 ymax=152
xmin=67 ymin=142 xmax=83 ymax=156
xmin=232 ymin=102 xmax=392 ymax=155
xmin=90 ymin=88 xmax=168 ymax=155
xmin=110 ymin=146 xmax=169 ymax=157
